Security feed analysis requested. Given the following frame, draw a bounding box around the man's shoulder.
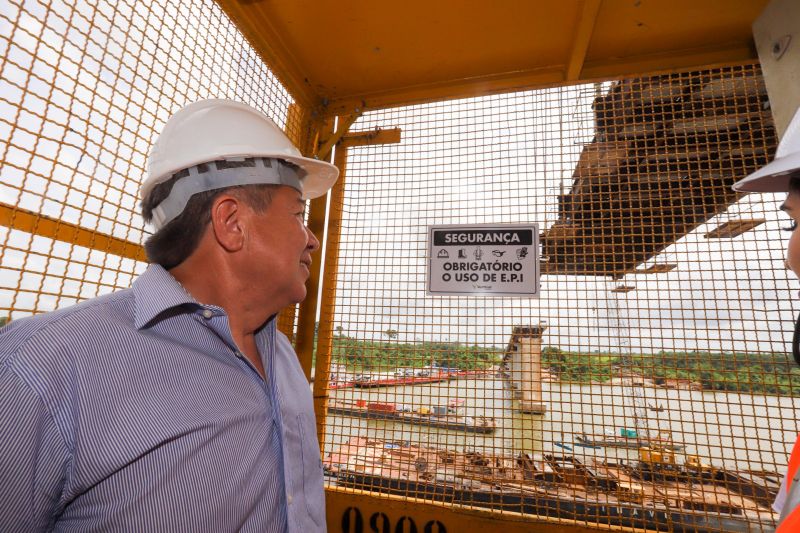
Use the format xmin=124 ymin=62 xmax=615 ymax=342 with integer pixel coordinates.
xmin=0 ymin=288 xmax=135 ymax=365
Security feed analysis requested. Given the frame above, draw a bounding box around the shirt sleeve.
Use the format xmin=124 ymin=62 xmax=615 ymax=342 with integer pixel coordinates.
xmin=0 ymin=365 xmax=69 ymax=532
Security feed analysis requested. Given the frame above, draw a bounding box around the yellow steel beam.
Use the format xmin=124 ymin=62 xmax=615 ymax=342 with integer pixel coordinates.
xmin=313 ymin=142 xmax=349 ymax=444
xmin=314 ymin=111 xmax=362 ymax=161
xmin=325 ymin=486 xmax=629 ymax=533
xmin=0 ymin=203 xmax=146 ymax=262
xmin=312 ymin=125 xmax=402 ymax=443
xmin=340 ymin=127 xmax=402 ymax=148
xmin=293 ymin=114 xmax=336 ymax=379
xmin=321 ymin=54 xmax=758 ymax=117
xmin=566 ymin=0 xmax=602 ymax=80
xmin=322 ymin=65 xmax=565 ymax=116
xmin=581 ymin=45 xmax=758 ymax=82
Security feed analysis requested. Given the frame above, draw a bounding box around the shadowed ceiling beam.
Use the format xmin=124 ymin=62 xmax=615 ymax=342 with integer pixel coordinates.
xmin=566 ymin=0 xmax=602 ymax=81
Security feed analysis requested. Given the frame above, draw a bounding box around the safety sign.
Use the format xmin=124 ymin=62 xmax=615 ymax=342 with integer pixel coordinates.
xmin=427 ymin=224 xmax=540 ymax=296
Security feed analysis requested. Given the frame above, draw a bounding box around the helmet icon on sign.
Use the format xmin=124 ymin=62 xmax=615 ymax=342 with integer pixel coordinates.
xmin=437 ymin=249 xmax=449 ymax=258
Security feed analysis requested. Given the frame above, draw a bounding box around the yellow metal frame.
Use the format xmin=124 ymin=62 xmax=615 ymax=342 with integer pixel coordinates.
xmin=214 ymin=0 xmax=766 ymax=116
xmin=0 ymin=203 xmax=145 ymax=263
xmin=0 ymin=1 xmax=784 ymax=531
xmin=310 ymin=123 xmax=402 ymax=441
xmin=325 ymin=486 xmax=643 ymax=533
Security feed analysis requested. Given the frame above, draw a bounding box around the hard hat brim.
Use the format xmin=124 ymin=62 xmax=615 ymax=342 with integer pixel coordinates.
xmin=280 ymin=154 xmax=340 ymax=200
xmin=733 ymin=106 xmax=800 ymax=193
xmin=732 ymin=151 xmax=800 ymax=193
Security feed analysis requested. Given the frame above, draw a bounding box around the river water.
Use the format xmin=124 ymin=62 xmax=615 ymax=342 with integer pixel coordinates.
xmin=323 ymin=377 xmax=800 ymax=472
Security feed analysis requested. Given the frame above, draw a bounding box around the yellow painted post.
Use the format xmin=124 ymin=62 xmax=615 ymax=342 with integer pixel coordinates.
xmin=313 ymin=140 xmax=349 ymax=444
xmin=311 ymin=123 xmax=401 ymax=444
xmin=290 ymin=109 xmax=335 ymax=378
xmin=275 ymin=104 xmax=311 ymax=342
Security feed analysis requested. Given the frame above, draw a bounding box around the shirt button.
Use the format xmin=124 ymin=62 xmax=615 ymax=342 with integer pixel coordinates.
xmin=202 ymin=309 xmax=213 ymax=319
xmin=287 ymin=494 xmax=293 ymax=504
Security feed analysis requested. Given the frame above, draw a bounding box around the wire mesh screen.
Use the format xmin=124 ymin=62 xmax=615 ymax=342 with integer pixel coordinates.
xmin=0 ymin=0 xmax=297 ymax=330
xmin=320 ymin=64 xmax=796 ymax=531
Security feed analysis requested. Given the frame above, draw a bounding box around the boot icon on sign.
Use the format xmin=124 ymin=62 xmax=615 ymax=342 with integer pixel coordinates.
xmin=458 ymin=249 xmax=467 ymax=258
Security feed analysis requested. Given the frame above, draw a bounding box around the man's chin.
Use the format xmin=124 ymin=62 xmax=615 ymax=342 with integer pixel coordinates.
xmin=293 ymin=287 xmax=309 ymax=304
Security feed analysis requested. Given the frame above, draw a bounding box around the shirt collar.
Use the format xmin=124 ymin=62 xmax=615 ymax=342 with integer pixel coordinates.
xmin=133 ymin=264 xmax=199 ymax=329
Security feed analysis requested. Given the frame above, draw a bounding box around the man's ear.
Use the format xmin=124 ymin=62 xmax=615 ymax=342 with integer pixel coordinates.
xmin=209 ymin=193 xmax=246 ymax=252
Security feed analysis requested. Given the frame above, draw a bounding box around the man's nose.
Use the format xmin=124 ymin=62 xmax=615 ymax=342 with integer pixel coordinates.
xmin=306 ymin=226 xmax=320 ymax=251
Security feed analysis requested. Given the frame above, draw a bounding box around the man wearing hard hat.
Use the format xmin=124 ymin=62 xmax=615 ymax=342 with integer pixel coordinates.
xmin=0 ymin=100 xmax=336 ymax=531
xmin=733 ymin=106 xmax=800 ymax=533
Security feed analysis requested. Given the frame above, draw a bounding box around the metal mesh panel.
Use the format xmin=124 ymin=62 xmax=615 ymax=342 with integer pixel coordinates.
xmin=0 ymin=0 xmax=296 ymax=326
xmin=319 ymin=65 xmax=793 ymax=531
xmin=3 ymin=1 xmax=796 ymax=528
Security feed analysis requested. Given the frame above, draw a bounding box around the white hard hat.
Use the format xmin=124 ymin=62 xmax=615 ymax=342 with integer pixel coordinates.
xmin=733 ymin=106 xmax=800 ymax=193
xmin=141 ymin=99 xmax=338 ymax=227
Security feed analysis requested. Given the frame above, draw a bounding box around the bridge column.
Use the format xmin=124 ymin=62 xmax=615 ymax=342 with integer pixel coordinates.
xmin=504 ymin=324 xmax=547 ymax=414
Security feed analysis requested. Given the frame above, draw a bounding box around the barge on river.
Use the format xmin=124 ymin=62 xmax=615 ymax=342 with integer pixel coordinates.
xmin=576 ymin=430 xmax=685 ymax=451
xmin=324 ymin=437 xmax=778 ymax=533
xmin=327 ymin=399 xmax=496 ymax=433
xmin=353 ymin=372 xmax=451 ymax=388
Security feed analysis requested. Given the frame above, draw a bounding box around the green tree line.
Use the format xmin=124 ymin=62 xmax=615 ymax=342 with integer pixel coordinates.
xmin=331 ymin=335 xmax=502 ymax=371
xmin=325 ymin=334 xmax=800 ymax=396
xmin=542 ymin=346 xmax=800 ymax=397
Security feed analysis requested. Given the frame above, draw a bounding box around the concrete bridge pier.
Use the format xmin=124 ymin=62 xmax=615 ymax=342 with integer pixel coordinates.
xmin=503 ymin=324 xmax=547 ymax=415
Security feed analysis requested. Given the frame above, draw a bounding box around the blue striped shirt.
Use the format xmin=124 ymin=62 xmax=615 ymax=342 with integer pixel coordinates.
xmin=0 ymin=264 xmax=325 ymax=532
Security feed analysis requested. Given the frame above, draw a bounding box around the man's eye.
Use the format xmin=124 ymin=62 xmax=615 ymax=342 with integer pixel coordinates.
xmin=783 ymin=220 xmax=798 ymax=232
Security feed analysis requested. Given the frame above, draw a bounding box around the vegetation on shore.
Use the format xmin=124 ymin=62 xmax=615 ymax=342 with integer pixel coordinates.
xmin=331 ymin=335 xmax=502 ymax=371
xmin=327 ymin=333 xmax=800 ymax=396
xmin=541 ymin=347 xmax=800 ymax=396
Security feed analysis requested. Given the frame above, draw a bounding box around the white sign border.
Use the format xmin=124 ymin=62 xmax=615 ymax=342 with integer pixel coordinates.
xmin=426 ymin=223 xmax=540 ymax=297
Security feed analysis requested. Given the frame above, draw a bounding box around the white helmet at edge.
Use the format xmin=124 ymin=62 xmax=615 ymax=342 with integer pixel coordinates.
xmin=733 ymin=106 xmax=800 ymax=193
xmin=141 ymin=99 xmax=339 ymax=203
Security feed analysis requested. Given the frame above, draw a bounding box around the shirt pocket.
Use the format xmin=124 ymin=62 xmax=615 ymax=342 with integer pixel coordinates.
xmin=297 ymin=413 xmax=325 ymax=528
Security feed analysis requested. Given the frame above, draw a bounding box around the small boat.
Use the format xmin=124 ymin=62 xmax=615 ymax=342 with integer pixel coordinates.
xmin=573 ymin=440 xmax=602 ymax=450
xmin=353 ymin=372 xmax=450 ymax=388
xmin=327 ymin=399 xmax=496 ymax=433
xmin=576 ymin=430 xmax=684 ymax=452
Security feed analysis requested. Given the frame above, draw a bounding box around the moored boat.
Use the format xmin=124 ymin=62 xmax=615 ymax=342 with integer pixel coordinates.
xmin=576 ymin=429 xmax=685 ymax=451
xmin=327 ymin=399 xmax=496 ymax=433
xmin=353 ymin=371 xmax=451 ymax=388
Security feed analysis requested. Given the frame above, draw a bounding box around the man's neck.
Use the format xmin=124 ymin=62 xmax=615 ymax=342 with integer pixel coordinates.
xmin=169 ymin=255 xmax=271 ymax=378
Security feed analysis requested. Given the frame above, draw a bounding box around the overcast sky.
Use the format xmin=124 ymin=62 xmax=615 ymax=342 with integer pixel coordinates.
xmin=1 ymin=0 xmax=796 ymax=357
